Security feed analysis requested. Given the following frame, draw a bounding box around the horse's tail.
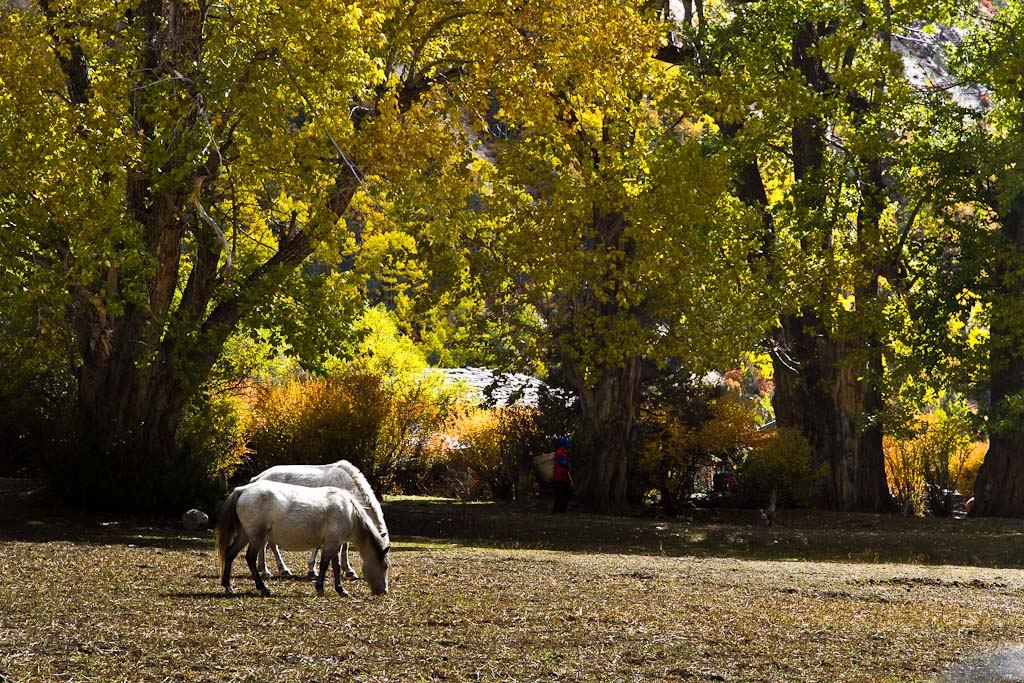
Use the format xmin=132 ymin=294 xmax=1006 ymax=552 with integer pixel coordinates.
xmin=215 ymin=487 xmax=245 ymax=573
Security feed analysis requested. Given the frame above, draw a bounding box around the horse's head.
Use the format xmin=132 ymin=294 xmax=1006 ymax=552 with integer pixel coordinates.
xmin=363 ymin=545 xmax=390 ymax=595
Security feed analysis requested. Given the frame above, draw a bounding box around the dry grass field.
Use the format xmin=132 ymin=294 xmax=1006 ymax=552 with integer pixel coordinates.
xmin=3 ymin=495 xmax=1024 ymax=682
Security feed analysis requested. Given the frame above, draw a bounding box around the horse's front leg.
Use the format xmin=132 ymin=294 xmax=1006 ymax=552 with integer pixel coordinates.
xmin=339 ymin=543 xmax=357 ymax=579
xmin=306 ymin=548 xmax=319 ymax=578
xmin=245 ymin=537 xmax=273 ymax=597
xmin=331 ymin=550 xmax=350 ymax=597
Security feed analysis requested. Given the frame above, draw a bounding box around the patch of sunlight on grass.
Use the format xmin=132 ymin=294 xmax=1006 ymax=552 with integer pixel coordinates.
xmin=384 ymin=494 xmax=491 ymax=505
xmin=392 ymin=540 xmax=459 ymax=552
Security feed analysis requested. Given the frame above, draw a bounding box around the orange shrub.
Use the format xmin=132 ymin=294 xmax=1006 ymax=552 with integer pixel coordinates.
xmin=958 ymin=440 xmax=987 ymax=501
xmin=243 ymin=365 xmax=452 ymax=493
xmin=425 ymin=404 xmax=550 ymax=501
xmin=884 ymin=435 xmax=924 ymax=515
xmin=883 ymin=409 xmax=984 ymax=516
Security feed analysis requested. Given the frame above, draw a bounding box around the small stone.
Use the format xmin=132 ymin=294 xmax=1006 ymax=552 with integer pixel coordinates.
xmin=181 ymin=508 xmax=209 ymax=531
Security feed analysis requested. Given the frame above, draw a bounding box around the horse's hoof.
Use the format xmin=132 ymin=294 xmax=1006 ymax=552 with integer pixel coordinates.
xmin=224 ymin=585 xmax=236 ymax=596
xmin=259 ymin=588 xmax=272 ymax=597
xmin=306 ymin=570 xmax=318 ymax=579
xmin=343 ymin=570 xmax=358 ymax=580
xmin=316 ymin=586 xmax=325 ymax=597
xmin=335 ymin=586 xmax=350 ymax=597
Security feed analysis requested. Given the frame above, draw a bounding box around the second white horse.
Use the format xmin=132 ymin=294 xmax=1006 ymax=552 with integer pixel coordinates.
xmin=250 ymin=460 xmax=388 ymax=578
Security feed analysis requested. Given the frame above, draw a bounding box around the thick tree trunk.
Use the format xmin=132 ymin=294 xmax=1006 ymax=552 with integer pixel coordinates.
xmin=50 ymin=1 xmax=362 ymax=508
xmin=567 ymin=357 xmax=642 ymax=514
xmin=973 ymin=434 xmax=1024 ymax=517
xmin=822 ymin=332 xmax=889 ymax=511
xmin=972 ymin=323 xmax=1024 ymax=516
xmin=57 ymin=0 xmax=204 ymax=505
xmin=765 ymin=19 xmax=891 ymax=513
xmin=972 ymin=200 xmax=1024 ymax=516
xmin=772 ymin=314 xmax=890 ymax=511
xmin=549 ymin=207 xmax=643 ymax=514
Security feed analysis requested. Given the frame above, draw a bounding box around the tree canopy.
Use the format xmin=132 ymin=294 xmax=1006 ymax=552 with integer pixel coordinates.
xmin=0 ymin=0 xmax=499 ymax=506
xmin=7 ymin=0 xmax=1024 ymax=515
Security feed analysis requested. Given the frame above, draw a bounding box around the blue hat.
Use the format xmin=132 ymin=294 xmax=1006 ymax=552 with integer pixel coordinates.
xmin=557 ymin=436 xmax=571 ymax=447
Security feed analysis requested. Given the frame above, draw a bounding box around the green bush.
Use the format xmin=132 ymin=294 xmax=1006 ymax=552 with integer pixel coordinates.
xmin=3 ymin=370 xmax=215 ymax=513
xmin=0 ymin=369 xmax=76 ymax=478
xmin=3 ymin=368 xmax=228 ymax=513
xmin=739 ymin=427 xmax=819 ymax=507
xmin=177 ymin=394 xmax=251 ymax=485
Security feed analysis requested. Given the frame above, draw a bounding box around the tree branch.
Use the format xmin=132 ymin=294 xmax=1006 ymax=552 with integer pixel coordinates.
xmin=39 ymin=0 xmax=91 ymax=105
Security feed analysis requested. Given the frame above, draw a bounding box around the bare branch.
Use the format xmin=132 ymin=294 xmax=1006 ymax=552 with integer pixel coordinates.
xmin=190 ymin=178 xmax=233 ymax=278
xmin=279 ymin=57 xmax=368 ymax=200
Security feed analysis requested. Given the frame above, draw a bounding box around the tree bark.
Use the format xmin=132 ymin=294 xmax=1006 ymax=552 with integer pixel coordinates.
xmin=64 ymin=0 xmax=206 ymax=499
xmin=547 ymin=207 xmax=642 ymax=514
xmin=566 ymin=357 xmax=642 ymax=514
xmin=972 ymin=198 xmax=1024 ymax=516
xmin=771 ymin=313 xmax=890 ymax=511
xmin=766 ymin=18 xmax=890 ymax=512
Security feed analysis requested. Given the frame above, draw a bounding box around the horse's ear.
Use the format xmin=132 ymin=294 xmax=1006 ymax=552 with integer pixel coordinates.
xmin=382 ymin=545 xmax=391 ymax=557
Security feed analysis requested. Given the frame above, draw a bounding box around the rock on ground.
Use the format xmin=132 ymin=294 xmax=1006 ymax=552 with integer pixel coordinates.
xmin=180 ymin=509 xmax=209 ymax=531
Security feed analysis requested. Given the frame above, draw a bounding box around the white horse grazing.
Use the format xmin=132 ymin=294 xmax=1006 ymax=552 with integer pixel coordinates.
xmin=250 ymin=460 xmax=388 ymax=579
xmin=216 ymin=480 xmax=390 ymax=597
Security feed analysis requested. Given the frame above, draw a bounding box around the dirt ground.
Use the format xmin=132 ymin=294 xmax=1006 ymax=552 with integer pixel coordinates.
xmin=2 ymin=494 xmax=1024 ymax=682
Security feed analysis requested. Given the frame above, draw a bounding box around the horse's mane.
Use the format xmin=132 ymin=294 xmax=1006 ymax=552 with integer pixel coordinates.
xmin=350 ymin=499 xmax=390 ymax=558
xmin=334 ymin=460 xmax=389 ymax=538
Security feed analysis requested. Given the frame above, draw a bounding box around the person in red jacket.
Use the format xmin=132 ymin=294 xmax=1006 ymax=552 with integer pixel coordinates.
xmin=552 ymin=436 xmax=572 ymax=513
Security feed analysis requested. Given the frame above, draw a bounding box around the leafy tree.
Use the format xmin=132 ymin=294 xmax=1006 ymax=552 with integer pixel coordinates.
xmin=659 ymin=0 xmax=966 ymax=511
xmin=472 ymin=2 xmax=770 ymax=512
xmin=942 ymin=1 xmax=1024 ymax=516
xmin=0 ymin=0 xmax=496 ymax=508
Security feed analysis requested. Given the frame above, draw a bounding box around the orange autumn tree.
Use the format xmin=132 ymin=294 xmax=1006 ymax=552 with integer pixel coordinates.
xmin=639 ymin=381 xmax=763 ymax=514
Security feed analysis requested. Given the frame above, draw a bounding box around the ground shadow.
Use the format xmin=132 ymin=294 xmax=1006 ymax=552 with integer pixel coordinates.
xmin=390 ymin=544 xmax=454 ymax=553
xmin=0 ymin=501 xmax=212 ymax=550
xmin=3 ymin=494 xmax=1024 ymax=570
xmin=384 ymin=497 xmax=1024 ymax=569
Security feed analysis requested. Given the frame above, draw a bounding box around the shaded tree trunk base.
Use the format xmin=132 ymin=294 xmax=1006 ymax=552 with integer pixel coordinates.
xmin=973 ymin=441 xmax=1024 ymax=517
xmin=570 ymin=358 xmax=641 ymax=515
xmin=772 ymin=315 xmax=892 ymax=513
